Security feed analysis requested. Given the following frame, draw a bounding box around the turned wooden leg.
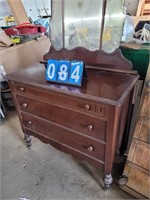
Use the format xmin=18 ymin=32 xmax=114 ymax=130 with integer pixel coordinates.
xmin=24 ymin=134 xmax=32 ymax=148
xmin=104 ymin=174 xmax=113 ymax=190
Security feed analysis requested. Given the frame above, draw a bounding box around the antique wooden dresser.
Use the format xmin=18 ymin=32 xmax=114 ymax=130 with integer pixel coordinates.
xmin=5 ymin=47 xmax=139 ymax=189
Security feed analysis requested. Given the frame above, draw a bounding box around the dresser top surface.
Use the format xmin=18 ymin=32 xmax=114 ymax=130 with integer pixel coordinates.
xmin=6 ymin=63 xmax=139 ymax=106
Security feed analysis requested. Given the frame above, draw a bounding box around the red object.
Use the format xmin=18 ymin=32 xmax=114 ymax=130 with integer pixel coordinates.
xmin=4 ymin=23 xmax=46 ymax=36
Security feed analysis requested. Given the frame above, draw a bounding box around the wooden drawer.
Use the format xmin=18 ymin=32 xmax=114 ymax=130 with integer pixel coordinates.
xmin=140 ymin=87 xmax=150 ymax=118
xmin=16 ymin=95 xmax=106 ymax=142
xmin=124 ymin=162 xmax=149 ymax=198
xmin=12 ymin=83 xmax=106 ymax=117
xmin=134 ymin=117 xmax=150 ymax=143
xmin=127 ymin=138 xmax=150 ymax=170
xmin=21 ymin=112 xmax=105 ymax=162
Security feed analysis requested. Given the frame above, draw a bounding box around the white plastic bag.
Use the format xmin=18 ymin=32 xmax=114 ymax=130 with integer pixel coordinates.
xmin=122 ymin=15 xmax=135 ymax=42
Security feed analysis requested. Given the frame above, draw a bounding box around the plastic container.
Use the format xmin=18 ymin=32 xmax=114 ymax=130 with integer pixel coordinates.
xmin=120 ymin=47 xmax=149 ymax=79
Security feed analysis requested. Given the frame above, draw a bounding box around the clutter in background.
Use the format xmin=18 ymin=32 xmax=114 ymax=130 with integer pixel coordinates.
xmin=22 ymin=0 xmax=51 ymax=21
xmin=0 ymin=28 xmax=13 ymax=47
xmin=4 ymin=22 xmax=46 ymax=36
xmin=0 ymin=0 xmax=49 ymax=45
xmin=136 ymin=0 xmax=150 ymax=17
xmin=122 ymin=15 xmax=150 ymax=43
xmin=134 ymin=22 xmax=150 ymax=42
xmin=122 ymin=15 xmax=135 ymax=43
xmin=122 ymin=0 xmax=150 ymax=44
xmin=0 ymin=15 xmax=16 ymax=27
xmin=34 ymin=18 xmax=50 ymax=36
xmin=0 ymin=65 xmax=14 ymax=118
xmin=1 ymin=22 xmax=47 ymax=45
xmin=0 ymin=65 xmax=6 ymax=82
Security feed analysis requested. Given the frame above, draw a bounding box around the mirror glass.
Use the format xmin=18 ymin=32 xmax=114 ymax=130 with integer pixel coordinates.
xmin=64 ymin=0 xmax=103 ymax=50
xmin=51 ymin=0 xmax=63 ymax=49
xmin=51 ymin=0 xmax=103 ymax=50
xmin=102 ymin=0 xmax=125 ymax=53
xmin=51 ymin=0 xmax=125 ymax=52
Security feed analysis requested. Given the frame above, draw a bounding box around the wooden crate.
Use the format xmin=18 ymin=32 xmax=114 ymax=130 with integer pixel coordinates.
xmin=122 ymin=64 xmax=150 ymax=199
xmin=123 ymin=162 xmax=149 ymax=198
xmin=136 ymin=0 xmax=150 ymax=16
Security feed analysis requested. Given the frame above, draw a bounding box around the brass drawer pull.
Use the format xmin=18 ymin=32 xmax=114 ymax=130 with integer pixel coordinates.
xmin=87 ymin=125 xmax=93 ymax=131
xmin=28 ymin=121 xmax=32 ymax=125
xmin=22 ymin=103 xmax=28 ymax=108
xmin=19 ymin=87 xmax=25 ymax=91
xmin=84 ymin=104 xmax=90 ymax=111
xmin=87 ymin=146 xmax=94 ymax=152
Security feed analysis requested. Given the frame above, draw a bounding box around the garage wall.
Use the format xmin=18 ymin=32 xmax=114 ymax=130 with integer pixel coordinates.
xmin=0 ymin=0 xmax=139 ymax=19
xmin=124 ymin=0 xmax=139 ymax=15
xmin=0 ymin=0 xmax=12 ymax=16
xmin=0 ymin=0 xmax=139 ymax=21
xmin=0 ymin=0 xmax=51 ymax=20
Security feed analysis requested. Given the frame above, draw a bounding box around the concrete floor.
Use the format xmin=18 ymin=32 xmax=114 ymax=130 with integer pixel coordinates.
xmin=0 ymin=110 xmax=134 ymax=200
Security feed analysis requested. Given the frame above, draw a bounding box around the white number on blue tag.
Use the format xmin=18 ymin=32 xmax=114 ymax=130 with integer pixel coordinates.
xmin=46 ymin=59 xmax=58 ymax=81
xmin=46 ymin=59 xmax=84 ymax=86
xmin=69 ymin=61 xmax=84 ymax=86
xmin=58 ymin=61 xmax=70 ymax=82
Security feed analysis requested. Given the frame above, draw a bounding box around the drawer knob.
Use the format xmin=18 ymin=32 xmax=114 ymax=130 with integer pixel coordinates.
xmin=84 ymin=104 xmax=90 ymax=111
xmin=87 ymin=125 xmax=93 ymax=131
xmin=23 ymin=103 xmax=28 ymax=108
xmin=19 ymin=87 xmax=25 ymax=91
xmin=88 ymin=146 xmax=94 ymax=152
xmin=28 ymin=121 xmax=32 ymax=125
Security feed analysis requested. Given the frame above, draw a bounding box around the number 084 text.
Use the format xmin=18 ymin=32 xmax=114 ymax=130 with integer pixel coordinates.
xmin=46 ymin=59 xmax=84 ymax=86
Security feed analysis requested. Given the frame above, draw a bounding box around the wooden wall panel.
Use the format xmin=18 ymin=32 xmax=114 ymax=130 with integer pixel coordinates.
xmin=140 ymin=88 xmax=150 ymax=118
xmin=124 ymin=163 xmax=149 ymax=198
xmin=122 ymin=64 xmax=150 ymax=198
xmin=134 ymin=117 xmax=150 ymax=143
xmin=127 ymin=139 xmax=149 ymax=170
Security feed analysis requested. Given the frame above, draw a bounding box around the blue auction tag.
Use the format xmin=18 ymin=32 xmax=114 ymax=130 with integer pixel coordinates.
xmin=57 ymin=60 xmax=70 ymax=83
xmin=46 ymin=59 xmax=58 ymax=81
xmin=69 ymin=61 xmax=84 ymax=86
xmin=46 ymin=59 xmax=85 ymax=87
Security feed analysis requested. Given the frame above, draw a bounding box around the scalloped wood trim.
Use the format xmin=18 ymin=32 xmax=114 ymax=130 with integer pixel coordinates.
xmin=43 ymin=46 xmax=133 ymax=70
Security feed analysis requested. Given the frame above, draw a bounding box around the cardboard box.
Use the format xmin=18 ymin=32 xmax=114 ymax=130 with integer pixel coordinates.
xmin=0 ymin=28 xmax=13 ymax=47
xmin=0 ymin=36 xmax=51 ymax=74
